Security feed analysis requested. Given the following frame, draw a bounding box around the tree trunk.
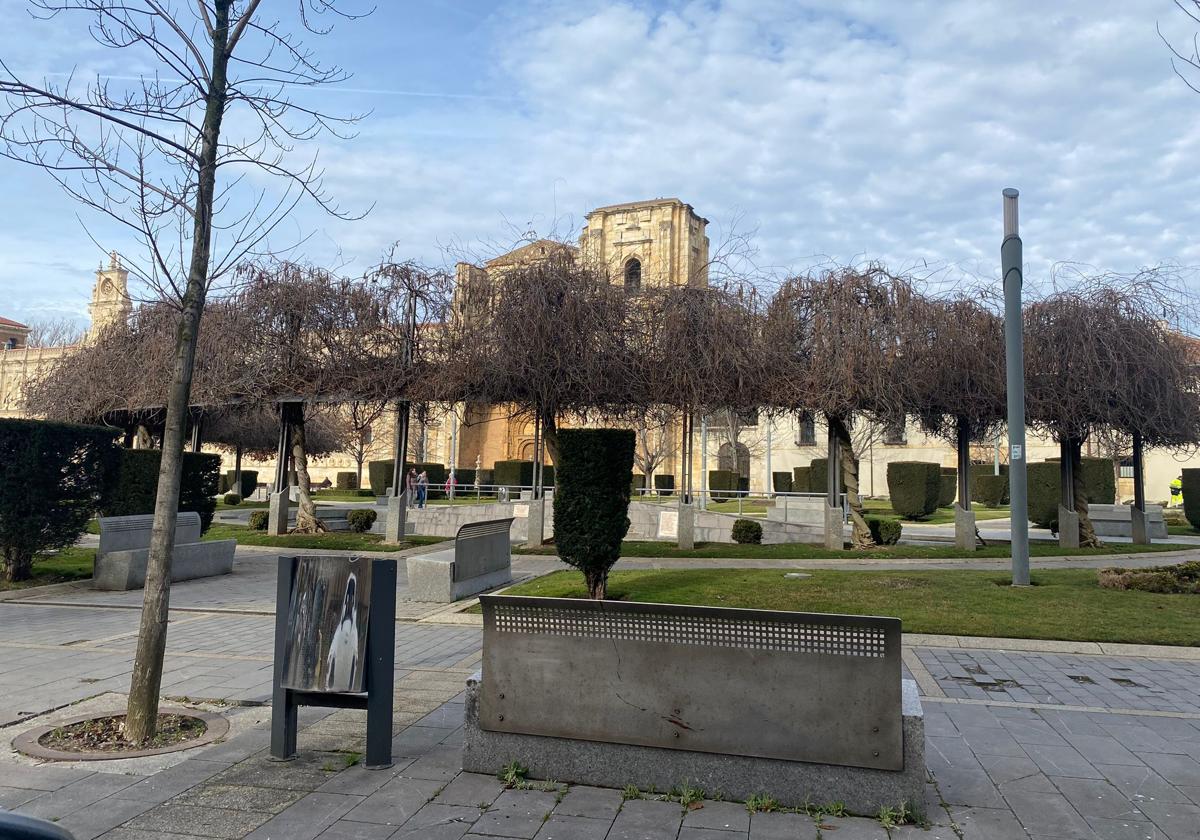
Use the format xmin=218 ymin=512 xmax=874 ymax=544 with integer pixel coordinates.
xmin=541 ymin=410 xmax=560 ymax=465
xmin=1070 ymin=439 xmax=1101 ymax=548
xmin=124 ymin=0 xmax=232 ymax=744
xmin=3 ymin=548 xmax=32 ymax=583
xmin=291 ymin=408 xmax=325 ymax=534
xmin=584 ymin=568 xmax=607 ymax=600
xmin=830 ymin=415 xmax=875 ymax=548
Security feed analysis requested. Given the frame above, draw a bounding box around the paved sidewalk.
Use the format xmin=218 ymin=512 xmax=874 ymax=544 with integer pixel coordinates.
xmin=2 ymin=555 xmax=1200 ymax=839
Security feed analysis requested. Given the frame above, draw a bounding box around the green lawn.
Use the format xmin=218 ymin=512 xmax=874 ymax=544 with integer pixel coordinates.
xmin=314 ymin=491 xmax=497 ymax=506
xmin=1167 ymin=524 xmax=1200 ymax=537
xmin=862 ymin=499 xmax=1011 ymax=525
xmin=0 ymin=547 xmax=96 ymax=591
xmin=517 ymin=539 xmax=1189 ymax=560
xmin=487 ymin=567 xmax=1200 ymax=646
xmin=216 ymin=500 xmax=271 ymax=510
xmin=203 ymin=523 xmax=446 ymax=552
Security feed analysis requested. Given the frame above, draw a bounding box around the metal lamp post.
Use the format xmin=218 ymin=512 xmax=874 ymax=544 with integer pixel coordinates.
xmin=1001 ymin=188 xmax=1030 ymax=586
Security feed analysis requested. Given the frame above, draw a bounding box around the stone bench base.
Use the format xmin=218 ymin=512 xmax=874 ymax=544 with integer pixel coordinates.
xmin=406 ymin=550 xmax=511 ymax=602
xmin=462 ymin=677 xmax=927 ymax=818
xmin=94 ymin=540 xmax=236 ymax=591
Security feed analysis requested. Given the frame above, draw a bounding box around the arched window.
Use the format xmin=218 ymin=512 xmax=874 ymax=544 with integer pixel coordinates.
xmin=717 ymin=442 xmax=751 ymax=478
xmin=624 ymin=258 xmax=641 ymax=292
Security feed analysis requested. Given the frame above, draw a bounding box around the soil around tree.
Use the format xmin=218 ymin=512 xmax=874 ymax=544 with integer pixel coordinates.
xmin=14 ymin=708 xmax=228 ymax=761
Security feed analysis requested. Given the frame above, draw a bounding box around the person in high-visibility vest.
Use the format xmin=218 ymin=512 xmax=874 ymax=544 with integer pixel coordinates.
xmin=1170 ymin=477 xmax=1183 ymax=506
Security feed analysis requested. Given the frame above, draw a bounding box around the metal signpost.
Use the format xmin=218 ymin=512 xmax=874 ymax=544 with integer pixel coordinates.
xmin=271 ymin=555 xmax=396 ymax=768
xmin=1001 ymin=188 xmax=1030 ymax=586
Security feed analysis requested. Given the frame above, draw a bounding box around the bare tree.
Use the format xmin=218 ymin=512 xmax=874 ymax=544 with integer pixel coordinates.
xmin=345 ymin=400 xmax=387 ymax=488
xmin=630 ymin=406 xmax=675 ymax=487
xmin=1 ymin=0 xmax=366 ymax=741
xmin=25 ymin=316 xmax=86 ymax=348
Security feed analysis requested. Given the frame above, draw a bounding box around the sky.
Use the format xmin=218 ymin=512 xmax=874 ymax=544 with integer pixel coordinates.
xmin=3 ymin=0 xmax=1200 ymax=325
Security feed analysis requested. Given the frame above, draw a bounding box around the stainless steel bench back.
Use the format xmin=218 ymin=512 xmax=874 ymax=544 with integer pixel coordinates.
xmin=453 ymin=518 xmax=514 ymax=582
xmin=478 ymin=594 xmax=903 ymax=770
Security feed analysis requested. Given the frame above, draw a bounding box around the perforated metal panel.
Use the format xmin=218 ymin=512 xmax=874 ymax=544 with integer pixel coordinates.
xmin=453 ymin=518 xmax=514 ymax=582
xmin=479 ymin=595 xmax=903 ymax=770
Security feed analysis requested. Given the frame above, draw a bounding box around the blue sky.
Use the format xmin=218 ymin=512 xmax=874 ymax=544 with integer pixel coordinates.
xmin=3 ymin=1 xmax=1200 ymax=324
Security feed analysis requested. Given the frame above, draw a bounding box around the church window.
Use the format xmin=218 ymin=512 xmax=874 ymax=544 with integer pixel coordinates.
xmin=624 ymin=258 xmax=641 ymax=292
xmin=883 ymin=419 xmax=908 ymax=446
xmin=796 ymin=413 xmax=816 ymax=446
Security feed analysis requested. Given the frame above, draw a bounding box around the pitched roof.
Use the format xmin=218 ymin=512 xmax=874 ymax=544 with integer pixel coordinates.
xmin=0 ymin=316 xmax=29 ymax=330
xmin=485 ymin=239 xmax=578 ymax=269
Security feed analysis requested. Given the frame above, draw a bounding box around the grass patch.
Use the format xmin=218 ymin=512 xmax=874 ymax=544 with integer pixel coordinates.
xmin=215 ymin=500 xmax=271 ymax=510
xmin=487 ymin=567 xmax=1200 ymax=646
xmin=516 ymin=539 xmax=1188 ymax=560
xmin=862 ymin=499 xmax=1011 ymax=525
xmin=0 ymin=547 xmax=95 ymax=590
xmin=203 ymin=523 xmax=445 ymax=552
xmin=1167 ymin=524 xmax=1200 ymax=537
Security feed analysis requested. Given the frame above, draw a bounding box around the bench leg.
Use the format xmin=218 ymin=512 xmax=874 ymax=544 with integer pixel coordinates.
xmin=365 ymin=560 xmax=397 ymax=769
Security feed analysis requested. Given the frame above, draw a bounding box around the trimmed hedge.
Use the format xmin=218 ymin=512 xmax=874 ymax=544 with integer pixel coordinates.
xmin=810 ymin=457 xmax=859 ymax=495
xmin=772 ymin=471 xmax=793 ymax=494
xmin=631 ymin=473 xmax=645 ymax=494
xmin=219 ymin=469 xmax=258 ymax=498
xmin=0 ymin=418 xmax=120 ymax=582
xmin=248 ymin=510 xmax=269 ymax=530
xmin=887 ymin=461 xmax=941 ymax=519
xmin=347 ymin=509 xmax=377 ymax=533
xmin=102 ymin=448 xmax=220 ymax=532
xmin=709 ymin=469 xmax=738 ymax=500
xmin=731 ymin=518 xmax=763 ymax=544
xmin=939 ymin=468 xmax=958 ymax=508
xmin=553 ymin=429 xmax=635 ymax=598
xmin=493 ymin=460 xmax=556 ymax=493
xmin=792 ymin=466 xmax=812 ymax=493
xmin=223 ymin=493 xmax=241 ymax=506
xmin=368 ymin=460 xmax=394 ymax=496
xmin=1183 ymin=469 xmax=1200 ymax=530
xmin=654 ymin=474 xmax=675 ymax=496
xmin=974 ymin=474 xmax=1009 ymax=507
xmin=866 ymin=516 xmax=902 ymax=545
xmin=1028 ymin=458 xmax=1118 ymax=529
xmin=335 ymin=471 xmax=358 ymax=490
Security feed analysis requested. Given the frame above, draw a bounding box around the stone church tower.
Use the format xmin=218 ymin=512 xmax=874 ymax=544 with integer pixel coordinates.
xmin=87 ymin=251 xmax=132 ymax=340
xmin=579 ymin=198 xmax=710 ymax=289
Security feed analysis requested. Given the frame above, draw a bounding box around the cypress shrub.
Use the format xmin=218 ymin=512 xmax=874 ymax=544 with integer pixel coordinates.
xmin=494 ymin=460 xmax=531 ymax=492
xmin=1027 ymin=462 xmax=1060 ymax=529
xmin=654 ymin=474 xmax=674 ymax=496
xmin=631 ymin=473 xmax=644 ymax=495
xmin=886 ymin=461 xmax=941 ymax=519
xmin=553 ymin=429 xmax=634 ymax=599
xmin=738 ymin=477 xmax=750 ymax=496
xmin=866 ymin=516 xmax=902 ymax=545
xmin=477 ymin=469 xmax=495 ymax=491
xmin=939 ymin=467 xmax=958 ymax=508
xmin=1183 ymin=469 xmax=1200 ymax=530
xmin=1081 ymin=458 xmax=1116 ymax=505
xmin=248 ymin=510 xmax=269 ymax=530
xmin=102 ymin=448 xmax=220 ymax=532
xmin=0 ymin=419 xmax=120 ymax=582
xmin=218 ymin=473 xmax=231 ymax=494
xmin=335 ymin=471 xmax=358 ymax=490
xmin=234 ymin=470 xmax=257 ymax=499
xmin=810 ymin=458 xmax=859 ymax=495
xmin=792 ymin=466 xmax=812 ymax=493
xmin=223 ymin=493 xmax=241 ymax=506
xmin=368 ymin=460 xmax=393 ymax=496
xmin=772 ymin=471 xmax=793 ymax=494
xmin=974 ymin=474 xmax=1009 ymax=507
xmin=731 ymin=518 xmax=763 ymax=544
xmin=709 ymin=469 xmax=738 ymax=500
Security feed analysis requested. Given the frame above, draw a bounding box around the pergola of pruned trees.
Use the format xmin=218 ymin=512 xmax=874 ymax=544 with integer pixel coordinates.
xmin=24 ymin=253 xmax=1200 ymax=550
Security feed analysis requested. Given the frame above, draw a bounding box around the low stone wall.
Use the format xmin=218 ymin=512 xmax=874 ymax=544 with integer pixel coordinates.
xmin=385 ymin=502 xmax=536 ymax=543
xmin=1088 ymin=504 xmax=1168 ymax=539
xmin=94 ymin=540 xmax=236 ymax=590
xmin=462 ymin=676 xmax=926 ymax=817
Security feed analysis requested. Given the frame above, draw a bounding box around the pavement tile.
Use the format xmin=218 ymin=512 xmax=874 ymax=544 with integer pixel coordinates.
xmin=960 ymin=725 xmax=1030 ymax=758
xmin=0 ymin=786 xmax=44 ymax=810
xmin=1095 ymin=763 xmax=1194 ymax=805
xmin=605 ymin=798 xmax=682 ymax=840
xmin=1004 ymin=790 xmax=1098 ymax=839
xmin=341 ymin=775 xmax=443 ymax=826
xmin=14 ymin=772 xmax=140 ymax=821
xmin=1062 ymin=735 xmax=1144 ymax=768
xmin=125 ymin=802 xmax=272 ymax=839
xmin=98 ymin=831 xmax=213 ymax=840
xmin=682 ymin=800 xmax=750 ymax=832
xmin=806 ymin=815 xmax=884 ymax=839
xmin=317 ymin=761 xmax=415 ymax=796
xmin=677 ymin=828 xmax=745 ymax=840
xmin=932 ymin=767 xmax=1006 ymax=808
xmin=978 ymin=753 xmax=1043 ymax=787
xmin=241 ymin=791 xmax=366 ymax=840
xmin=0 ymin=765 xmax=95 ymax=792
xmin=531 ymin=813 xmax=611 ymax=840
xmin=552 ymin=786 xmax=623 ymax=820
xmin=52 ymin=796 xmax=154 ymax=840
xmin=120 ymin=758 xmax=225 ymax=802
xmin=1136 ymin=798 xmax=1200 ymax=840
xmin=926 ymin=735 xmax=984 ymax=772
xmin=400 ymin=744 xmax=463 ymax=781
xmin=750 ymin=811 xmax=819 ymax=839
xmin=1083 ymin=816 xmax=1165 ymax=840
xmin=1133 ymin=752 xmax=1200 ymax=787
xmin=948 ymin=805 xmax=1030 ymax=840
xmin=172 ymin=782 xmax=306 ymax=814
xmin=469 ymin=788 xmax=558 ymax=839
xmin=1051 ymin=777 xmax=1146 ymax=821
xmin=1024 ymin=744 xmax=1105 ymax=780
xmin=391 ymin=802 xmax=479 ymax=840
xmin=434 ymin=772 xmax=507 ymax=808
xmin=314 ymin=821 xmax=397 ymax=840
xmin=209 ymin=752 xmax=344 ymax=792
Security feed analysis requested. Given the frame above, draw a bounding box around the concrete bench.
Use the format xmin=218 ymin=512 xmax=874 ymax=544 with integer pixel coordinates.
xmin=95 ymin=513 xmax=235 ymax=591
xmin=406 ymin=518 xmax=514 ymax=602
xmin=464 ymin=596 xmax=925 ymax=816
xmin=286 ymin=507 xmax=351 ymax=531
xmin=1088 ymin=504 xmax=1167 ymax=539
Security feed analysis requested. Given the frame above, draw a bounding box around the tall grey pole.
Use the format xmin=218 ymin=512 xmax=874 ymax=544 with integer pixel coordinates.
xmin=1002 ymin=188 xmax=1030 ymax=586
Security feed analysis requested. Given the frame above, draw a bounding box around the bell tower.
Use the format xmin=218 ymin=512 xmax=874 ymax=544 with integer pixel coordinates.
xmin=87 ymin=251 xmax=132 ymax=340
xmin=579 ymin=198 xmax=709 ymax=288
